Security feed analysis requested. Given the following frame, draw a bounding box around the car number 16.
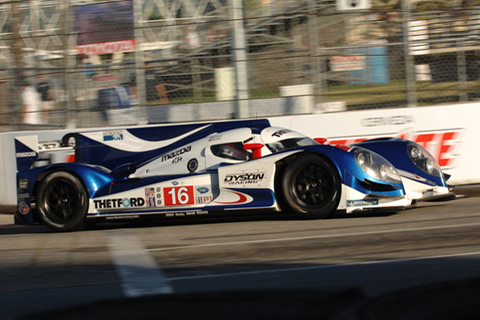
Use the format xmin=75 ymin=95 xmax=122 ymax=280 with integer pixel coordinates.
xmin=164 ymin=186 xmax=195 ymax=206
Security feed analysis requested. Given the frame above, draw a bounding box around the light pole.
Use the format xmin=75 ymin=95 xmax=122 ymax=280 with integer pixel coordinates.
xmin=231 ymin=0 xmax=250 ymax=118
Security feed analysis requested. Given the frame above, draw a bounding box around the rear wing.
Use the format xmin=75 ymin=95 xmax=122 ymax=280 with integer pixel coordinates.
xmin=15 ymin=135 xmax=76 ymax=172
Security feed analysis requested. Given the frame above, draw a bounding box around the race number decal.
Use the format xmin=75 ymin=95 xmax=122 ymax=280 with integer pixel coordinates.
xmin=164 ymin=186 xmax=195 ymax=206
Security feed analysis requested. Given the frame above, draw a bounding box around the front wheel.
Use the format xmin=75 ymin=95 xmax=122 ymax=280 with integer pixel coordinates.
xmin=36 ymin=171 xmax=88 ymax=231
xmin=279 ymin=154 xmax=341 ymax=219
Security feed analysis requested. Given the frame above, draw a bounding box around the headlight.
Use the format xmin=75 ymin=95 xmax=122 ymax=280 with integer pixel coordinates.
xmin=407 ymin=143 xmax=442 ymax=176
xmin=355 ymin=148 xmax=402 ymax=184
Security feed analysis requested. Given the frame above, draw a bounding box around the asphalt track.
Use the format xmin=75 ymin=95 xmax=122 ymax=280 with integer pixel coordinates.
xmin=1 ymin=185 xmax=480 ymax=319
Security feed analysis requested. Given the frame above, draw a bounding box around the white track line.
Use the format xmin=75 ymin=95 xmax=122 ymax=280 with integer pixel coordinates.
xmin=107 ymin=229 xmax=174 ymax=297
xmin=169 ymin=251 xmax=480 ymax=281
xmin=146 ymin=221 xmax=480 ymax=252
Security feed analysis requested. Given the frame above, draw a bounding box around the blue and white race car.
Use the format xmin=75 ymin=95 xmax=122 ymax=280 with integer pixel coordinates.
xmin=15 ymin=119 xmax=454 ymax=231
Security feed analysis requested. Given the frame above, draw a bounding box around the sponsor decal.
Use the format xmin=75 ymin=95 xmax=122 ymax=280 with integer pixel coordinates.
xmin=103 ymin=130 xmax=124 ymax=141
xmin=106 ymin=215 xmax=140 ymax=220
xmin=172 ymin=157 xmax=183 ymax=164
xmin=164 ymin=186 xmax=195 ymax=206
xmin=196 ymin=187 xmax=210 ymax=194
xmin=94 ymin=197 xmax=145 ymax=209
xmin=18 ymin=202 xmax=30 ymax=215
xmin=172 ymin=181 xmax=179 ymax=186
xmin=18 ymin=179 xmax=29 ymax=190
xmin=208 ymin=134 xmax=222 ymax=142
xmin=196 ymin=196 xmax=213 ymax=204
xmin=347 ymin=199 xmax=379 ymax=207
xmin=271 ymin=129 xmax=291 ymax=138
xmin=18 ymin=193 xmax=29 ymax=199
xmin=224 ymin=171 xmax=266 ymax=185
xmin=156 ymin=186 xmax=162 ymax=205
xmin=145 ymin=187 xmax=156 ymax=207
xmin=161 ymin=146 xmax=191 ymax=162
xmin=166 ymin=210 xmax=208 ymax=217
xmin=360 ymin=115 xmax=415 ymax=127
xmin=325 ymin=128 xmax=463 ymax=169
xmin=16 ymin=152 xmax=37 ymax=158
xmin=215 ymin=190 xmax=249 ymax=204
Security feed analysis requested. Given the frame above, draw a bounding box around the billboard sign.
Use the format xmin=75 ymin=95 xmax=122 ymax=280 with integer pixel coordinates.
xmin=330 ymin=55 xmax=366 ymax=72
xmin=74 ymin=1 xmax=135 ymax=55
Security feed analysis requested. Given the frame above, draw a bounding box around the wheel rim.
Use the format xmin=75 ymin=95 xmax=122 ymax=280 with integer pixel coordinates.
xmin=291 ymin=163 xmax=336 ymax=208
xmin=42 ymin=178 xmax=83 ymax=222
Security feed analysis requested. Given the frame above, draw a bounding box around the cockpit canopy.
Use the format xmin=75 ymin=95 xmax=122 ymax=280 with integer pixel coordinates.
xmin=210 ymin=142 xmax=249 ymax=161
xmin=264 ymin=137 xmax=318 ymax=153
xmin=260 ymin=127 xmax=319 ymax=155
xmin=208 ymin=126 xmax=319 ymax=164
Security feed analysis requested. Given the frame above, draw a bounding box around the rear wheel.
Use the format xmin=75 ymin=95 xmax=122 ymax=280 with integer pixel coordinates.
xmin=279 ymin=154 xmax=341 ymax=218
xmin=36 ymin=171 xmax=88 ymax=231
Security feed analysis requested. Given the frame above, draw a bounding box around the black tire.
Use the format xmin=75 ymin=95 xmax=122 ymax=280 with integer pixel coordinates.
xmin=36 ymin=171 xmax=88 ymax=231
xmin=279 ymin=154 xmax=341 ymax=218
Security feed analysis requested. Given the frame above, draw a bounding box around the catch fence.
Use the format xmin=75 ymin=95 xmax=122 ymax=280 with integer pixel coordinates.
xmin=1 ymin=0 xmax=479 ymax=131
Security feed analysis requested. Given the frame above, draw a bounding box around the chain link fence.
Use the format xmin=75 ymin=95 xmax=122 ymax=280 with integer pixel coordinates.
xmin=1 ymin=0 xmax=480 ymax=132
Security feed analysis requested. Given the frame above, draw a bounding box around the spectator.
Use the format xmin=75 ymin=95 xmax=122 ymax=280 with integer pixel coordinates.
xmin=179 ymin=26 xmax=201 ymax=51
xmin=97 ymin=85 xmax=132 ymax=123
xmin=36 ymin=74 xmax=55 ymax=122
xmin=19 ymin=79 xmax=43 ymax=125
xmin=185 ymin=26 xmax=201 ymax=49
xmin=144 ymin=61 xmax=169 ymax=105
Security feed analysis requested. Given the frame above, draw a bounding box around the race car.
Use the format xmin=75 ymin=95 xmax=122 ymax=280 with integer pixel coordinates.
xmin=14 ymin=119 xmax=454 ymax=232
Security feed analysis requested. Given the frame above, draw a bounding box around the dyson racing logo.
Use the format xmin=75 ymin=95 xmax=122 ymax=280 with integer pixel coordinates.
xmin=224 ymin=171 xmax=266 ymax=185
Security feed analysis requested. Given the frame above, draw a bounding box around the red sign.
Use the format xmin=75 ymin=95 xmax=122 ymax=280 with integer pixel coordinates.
xmin=76 ymin=40 xmax=136 ymax=55
xmin=331 ymin=55 xmax=365 ymax=72
xmin=164 ymin=186 xmax=195 ymax=206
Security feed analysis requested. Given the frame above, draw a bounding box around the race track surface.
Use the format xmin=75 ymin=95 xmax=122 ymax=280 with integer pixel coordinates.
xmin=1 ymin=186 xmax=480 ymax=319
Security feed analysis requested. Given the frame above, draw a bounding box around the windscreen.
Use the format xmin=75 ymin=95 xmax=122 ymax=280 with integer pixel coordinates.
xmin=265 ymin=137 xmax=318 ymax=153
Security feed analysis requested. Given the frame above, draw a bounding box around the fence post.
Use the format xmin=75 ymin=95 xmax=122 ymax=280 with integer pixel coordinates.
xmin=134 ymin=0 xmax=146 ymax=124
xmin=61 ymin=1 xmax=75 ymax=127
xmin=308 ymin=0 xmax=322 ymax=109
xmin=11 ymin=0 xmax=23 ymax=129
xmin=401 ymin=0 xmax=417 ymax=108
xmin=232 ymin=0 xmax=250 ymax=118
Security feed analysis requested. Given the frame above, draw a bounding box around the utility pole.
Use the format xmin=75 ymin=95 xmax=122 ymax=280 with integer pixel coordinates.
xmin=231 ymin=0 xmax=249 ymax=118
xmin=60 ymin=0 xmax=75 ymax=126
xmin=11 ymin=0 xmax=24 ymax=127
xmin=308 ymin=0 xmax=321 ymax=109
xmin=11 ymin=0 xmax=23 ymax=78
xmin=402 ymin=0 xmax=417 ymax=108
